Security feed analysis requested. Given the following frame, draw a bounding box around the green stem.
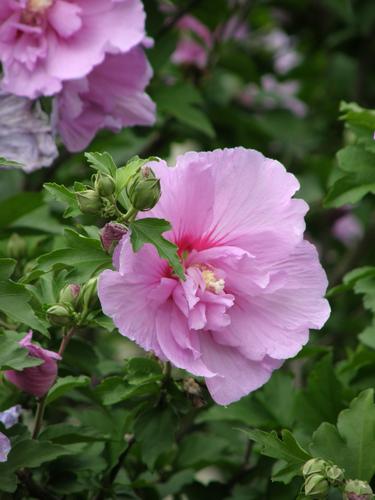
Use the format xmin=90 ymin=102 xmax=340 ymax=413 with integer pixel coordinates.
xmin=31 ymin=327 xmax=75 ymax=439
xmin=121 ymin=206 xmax=138 ymax=224
xmin=31 ymin=396 xmax=47 ymax=439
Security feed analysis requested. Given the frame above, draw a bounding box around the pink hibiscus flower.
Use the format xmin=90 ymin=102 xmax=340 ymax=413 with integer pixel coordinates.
xmin=171 ymin=15 xmax=212 ymax=69
xmin=0 ymin=0 xmax=146 ymax=98
xmin=54 ymin=46 xmax=155 ymax=152
xmin=98 ymin=148 xmax=330 ymax=405
xmin=5 ymin=331 xmax=61 ymax=398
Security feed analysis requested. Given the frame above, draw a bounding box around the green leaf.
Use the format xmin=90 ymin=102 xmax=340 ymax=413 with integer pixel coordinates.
xmin=130 ymin=218 xmax=185 ymax=280
xmin=44 ymin=183 xmax=81 ymax=218
xmin=0 ymin=331 xmax=43 ymax=370
xmin=0 ymin=156 xmax=24 ymax=168
xmin=39 ymin=424 xmax=108 ymax=444
xmin=0 ymin=280 xmax=48 ymax=334
xmin=324 ymin=145 xmax=375 ymax=207
xmin=244 ymin=429 xmax=311 ymax=466
xmin=36 ymin=229 xmax=111 ymax=282
xmin=135 ymin=408 xmax=176 ymax=469
xmin=85 ymin=152 xmax=117 ymax=177
xmin=255 ymin=372 xmax=296 ymax=428
xmin=0 ymin=193 xmax=44 ymax=228
xmin=46 ymin=375 xmax=91 ymax=405
xmin=176 ymin=432 xmax=229 ymax=469
xmin=327 ymin=266 xmax=375 ymax=297
xmin=154 ymin=83 xmax=215 ymax=138
xmin=359 ymin=320 xmax=375 ymax=349
xmin=310 ymin=389 xmax=375 ymax=480
xmin=295 ymin=355 xmax=346 ymax=433
xmin=0 ymin=259 xmax=16 ymax=280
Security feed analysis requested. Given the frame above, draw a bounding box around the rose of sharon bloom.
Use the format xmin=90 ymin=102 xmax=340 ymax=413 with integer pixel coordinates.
xmin=0 ymin=90 xmax=58 ymax=172
xmin=0 ymin=405 xmax=22 ymax=429
xmin=54 ymin=47 xmax=155 ymax=152
xmin=172 ymin=15 xmax=212 ymax=69
xmin=332 ymin=213 xmax=363 ymax=248
xmin=0 ymin=0 xmax=147 ymax=99
xmin=240 ymin=75 xmax=307 ymax=118
xmin=0 ymin=432 xmax=11 ymax=463
xmin=99 ymin=148 xmax=330 ymax=405
xmin=5 ymin=332 xmax=61 ymax=398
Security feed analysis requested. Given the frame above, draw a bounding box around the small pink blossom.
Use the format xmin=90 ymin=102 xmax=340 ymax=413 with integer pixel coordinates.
xmin=333 ymin=213 xmax=363 ymax=247
xmin=0 ymin=0 xmax=147 ymax=99
xmin=239 ymin=75 xmax=307 ymax=117
xmin=0 ymin=432 xmax=11 ymax=463
xmin=261 ymin=29 xmax=300 ymax=74
xmin=0 ymin=405 xmax=22 ymax=429
xmin=172 ymin=15 xmax=212 ymax=69
xmin=5 ymin=332 xmax=61 ymax=398
xmin=99 ymin=148 xmax=330 ymax=405
xmin=54 ymin=47 xmax=155 ymax=152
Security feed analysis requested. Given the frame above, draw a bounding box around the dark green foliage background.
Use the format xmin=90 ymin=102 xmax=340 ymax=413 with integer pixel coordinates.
xmin=0 ymin=0 xmax=375 ymax=498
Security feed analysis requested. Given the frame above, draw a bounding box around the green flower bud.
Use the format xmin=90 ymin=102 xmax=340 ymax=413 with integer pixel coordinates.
xmin=94 ymin=173 xmax=115 ymax=197
xmin=126 ymin=166 xmax=161 ymax=211
xmin=59 ymin=284 xmax=80 ymax=307
xmin=78 ymin=277 xmax=98 ymax=311
xmin=302 ymin=458 xmax=328 ymax=477
xmin=304 ymin=474 xmax=329 ymax=497
xmin=76 ymin=190 xmax=102 ymax=215
xmin=7 ymin=233 xmax=27 ymax=260
xmin=128 ymin=177 xmax=161 ymax=211
xmin=344 ymin=480 xmax=373 ymax=500
xmin=47 ymin=304 xmax=72 ymax=327
xmin=326 ymin=464 xmax=345 ymax=484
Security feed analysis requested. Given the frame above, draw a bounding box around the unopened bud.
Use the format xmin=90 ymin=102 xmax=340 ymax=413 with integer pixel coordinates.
xmin=183 ymin=377 xmax=202 ymax=396
xmin=46 ymin=304 xmax=72 ymax=327
xmin=326 ymin=465 xmax=345 ymax=484
xmin=302 ymin=458 xmax=328 ymax=477
xmin=59 ymin=284 xmax=80 ymax=307
xmin=76 ymin=190 xmax=101 ymax=215
xmin=304 ymin=474 xmax=329 ymax=497
xmin=7 ymin=233 xmax=27 ymax=260
xmin=126 ymin=166 xmax=161 ymax=211
xmin=100 ymin=222 xmax=127 ymax=252
xmin=344 ymin=480 xmax=373 ymax=500
xmin=94 ymin=173 xmax=115 ymax=197
xmin=79 ymin=277 xmax=98 ymax=311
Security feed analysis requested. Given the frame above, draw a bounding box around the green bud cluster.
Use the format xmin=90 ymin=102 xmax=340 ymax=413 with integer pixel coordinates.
xmin=302 ymin=458 xmax=345 ymax=498
xmin=46 ymin=278 xmax=99 ymax=327
xmin=343 ymin=480 xmax=373 ymax=500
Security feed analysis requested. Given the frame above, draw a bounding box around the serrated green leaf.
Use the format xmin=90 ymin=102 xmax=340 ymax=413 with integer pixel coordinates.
xmin=46 ymin=375 xmax=91 ymax=405
xmin=310 ymin=389 xmax=375 ymax=480
xmin=85 ymin=152 xmax=117 ymax=177
xmin=44 ymin=182 xmax=81 ymax=218
xmin=130 ymin=218 xmax=185 ymax=280
xmin=0 ymin=156 xmax=24 ymax=168
xmin=244 ymin=429 xmax=310 ymax=466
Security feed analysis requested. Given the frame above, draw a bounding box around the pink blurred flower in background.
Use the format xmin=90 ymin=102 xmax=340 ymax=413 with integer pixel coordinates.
xmin=54 ymin=47 xmax=156 ymax=152
xmin=333 ymin=212 xmax=363 ymax=248
xmin=5 ymin=332 xmax=61 ymax=398
xmin=99 ymin=148 xmax=330 ymax=405
xmin=0 ymin=90 xmax=58 ymax=172
xmin=0 ymin=433 xmax=10 ymax=463
xmin=172 ymin=15 xmax=212 ymax=69
xmin=239 ymin=75 xmax=307 ymax=117
xmin=261 ymin=28 xmax=300 ymax=74
xmin=0 ymin=0 xmax=147 ymax=99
